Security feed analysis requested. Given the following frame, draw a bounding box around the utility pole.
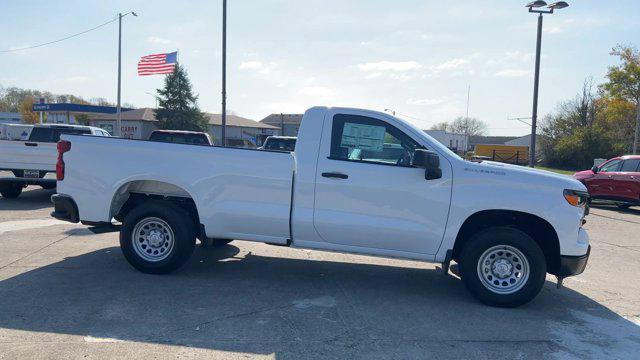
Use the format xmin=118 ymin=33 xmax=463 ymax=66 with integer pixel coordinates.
xmin=280 ymin=113 xmax=284 ymax=136
xmin=466 ymin=84 xmax=470 ymax=118
xmin=221 ymin=0 xmax=227 ymax=146
xmin=116 ymin=12 xmax=122 ymax=137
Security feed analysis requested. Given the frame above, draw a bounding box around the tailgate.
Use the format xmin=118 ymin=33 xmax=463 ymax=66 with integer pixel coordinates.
xmin=0 ymin=141 xmax=57 ymax=172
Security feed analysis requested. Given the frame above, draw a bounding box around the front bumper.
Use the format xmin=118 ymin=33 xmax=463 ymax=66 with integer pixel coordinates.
xmin=557 ymin=245 xmax=591 ymax=277
xmin=51 ymin=194 xmax=79 ymax=223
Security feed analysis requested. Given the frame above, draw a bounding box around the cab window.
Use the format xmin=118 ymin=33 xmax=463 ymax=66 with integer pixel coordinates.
xmin=329 ymin=114 xmax=421 ymax=167
xmin=599 ymin=159 xmax=622 ymax=173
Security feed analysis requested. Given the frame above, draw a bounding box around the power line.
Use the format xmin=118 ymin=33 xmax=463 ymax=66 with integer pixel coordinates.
xmin=0 ymin=16 xmax=118 ymax=53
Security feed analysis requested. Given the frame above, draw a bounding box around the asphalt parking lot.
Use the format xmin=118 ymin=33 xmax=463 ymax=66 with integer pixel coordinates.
xmin=0 ymin=187 xmax=639 ymax=359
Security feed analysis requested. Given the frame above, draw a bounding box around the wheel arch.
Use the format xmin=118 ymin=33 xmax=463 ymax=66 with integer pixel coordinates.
xmin=452 ymin=209 xmax=561 ymax=274
xmin=110 ymin=180 xmax=201 ymax=234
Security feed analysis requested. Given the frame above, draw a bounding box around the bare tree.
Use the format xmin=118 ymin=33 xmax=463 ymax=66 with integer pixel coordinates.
xmin=448 ymin=116 xmax=488 ymax=136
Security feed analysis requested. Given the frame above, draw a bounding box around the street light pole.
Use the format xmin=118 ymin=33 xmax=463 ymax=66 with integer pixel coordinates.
xmin=530 ymin=13 xmax=543 ymax=168
xmin=525 ymin=1 xmax=568 ymax=167
xmin=221 ymin=0 xmax=227 ymax=146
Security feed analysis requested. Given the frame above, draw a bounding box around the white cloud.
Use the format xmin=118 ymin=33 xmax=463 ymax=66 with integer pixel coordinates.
xmin=239 ymin=61 xmax=263 ymax=70
xmin=147 ymin=36 xmax=171 ymax=44
xmin=431 ymin=58 xmax=469 ymax=71
xmin=364 ymin=72 xmax=383 ymax=80
xmin=406 ymin=97 xmax=445 ymax=106
xmin=494 ymin=69 xmax=530 ymax=78
xmin=357 ymin=61 xmax=422 ymax=72
xmin=543 ymin=26 xmax=563 ymax=34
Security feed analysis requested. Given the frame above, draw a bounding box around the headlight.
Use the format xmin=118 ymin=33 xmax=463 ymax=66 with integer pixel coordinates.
xmin=563 ymin=189 xmax=589 ymax=207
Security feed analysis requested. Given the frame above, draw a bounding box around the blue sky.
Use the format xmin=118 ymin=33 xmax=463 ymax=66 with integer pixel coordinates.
xmin=1 ymin=0 xmax=638 ymax=135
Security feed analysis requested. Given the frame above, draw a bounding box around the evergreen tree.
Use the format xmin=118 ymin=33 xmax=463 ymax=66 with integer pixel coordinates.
xmin=154 ymin=64 xmax=209 ymax=132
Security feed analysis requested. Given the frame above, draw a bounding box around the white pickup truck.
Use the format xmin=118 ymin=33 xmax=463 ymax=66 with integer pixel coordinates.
xmin=0 ymin=123 xmax=110 ymax=198
xmin=51 ymin=107 xmax=590 ymax=307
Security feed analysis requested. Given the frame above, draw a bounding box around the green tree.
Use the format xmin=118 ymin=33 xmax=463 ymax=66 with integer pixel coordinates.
xmin=154 ymin=64 xmax=208 ymax=132
xmin=540 ymin=79 xmax=620 ymax=169
xmin=602 ymin=45 xmax=640 ymax=154
xmin=19 ymin=97 xmax=39 ymax=124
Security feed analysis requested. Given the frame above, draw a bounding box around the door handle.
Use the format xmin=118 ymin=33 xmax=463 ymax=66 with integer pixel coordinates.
xmin=322 ymin=172 xmax=348 ymax=179
xmin=25 ymin=142 xmax=38 ymax=147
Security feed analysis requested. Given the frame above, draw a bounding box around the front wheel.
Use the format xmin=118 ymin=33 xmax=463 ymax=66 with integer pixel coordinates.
xmin=459 ymin=227 xmax=546 ymax=307
xmin=120 ymin=201 xmax=196 ymax=274
xmin=0 ymin=183 xmax=23 ymax=199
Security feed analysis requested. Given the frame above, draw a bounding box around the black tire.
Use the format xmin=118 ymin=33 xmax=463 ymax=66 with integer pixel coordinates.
xmin=616 ymin=203 xmax=631 ymax=209
xmin=211 ymin=238 xmax=233 ymax=247
xmin=120 ymin=201 xmax=196 ymax=274
xmin=41 ymin=183 xmax=56 ymax=190
xmin=459 ymin=227 xmax=546 ymax=308
xmin=0 ymin=183 xmax=23 ymax=199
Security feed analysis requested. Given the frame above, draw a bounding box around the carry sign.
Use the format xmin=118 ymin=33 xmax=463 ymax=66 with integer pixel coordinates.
xmin=340 ymin=122 xmax=386 ymax=151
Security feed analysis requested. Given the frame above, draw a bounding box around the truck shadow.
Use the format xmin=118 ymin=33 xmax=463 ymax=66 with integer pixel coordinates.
xmin=590 ymin=202 xmax=640 ymax=216
xmin=0 ymin=243 xmax=637 ymax=358
xmin=0 ymin=186 xmax=54 ymax=211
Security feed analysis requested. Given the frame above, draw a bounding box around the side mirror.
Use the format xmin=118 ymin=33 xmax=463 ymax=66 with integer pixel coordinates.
xmin=591 ymin=165 xmax=598 ymax=174
xmin=413 ymin=149 xmax=442 ymax=180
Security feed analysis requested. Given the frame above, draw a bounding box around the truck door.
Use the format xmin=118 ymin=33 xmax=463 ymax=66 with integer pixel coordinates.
xmin=613 ymin=159 xmax=640 ymax=202
xmin=312 ymin=111 xmax=452 ymax=255
xmin=585 ymin=159 xmax=622 ymax=198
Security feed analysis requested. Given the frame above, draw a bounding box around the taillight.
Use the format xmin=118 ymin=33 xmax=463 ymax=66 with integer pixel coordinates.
xmin=56 ymin=140 xmax=71 ymax=181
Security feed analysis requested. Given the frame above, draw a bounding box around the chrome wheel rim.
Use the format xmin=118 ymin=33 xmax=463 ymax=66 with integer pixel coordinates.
xmin=132 ymin=217 xmax=175 ymax=262
xmin=477 ymin=245 xmax=530 ymax=295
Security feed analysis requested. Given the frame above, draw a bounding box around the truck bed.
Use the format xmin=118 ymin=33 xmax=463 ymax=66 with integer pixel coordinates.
xmin=57 ymin=135 xmax=295 ymax=243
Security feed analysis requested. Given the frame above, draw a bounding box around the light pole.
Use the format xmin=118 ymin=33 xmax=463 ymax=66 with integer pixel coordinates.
xmin=145 ymin=92 xmax=158 ymax=108
xmin=525 ymin=1 xmax=568 ymax=167
xmin=116 ymin=11 xmax=137 ymax=137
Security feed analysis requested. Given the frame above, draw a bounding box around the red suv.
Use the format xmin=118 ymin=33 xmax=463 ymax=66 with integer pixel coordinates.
xmin=574 ymin=155 xmax=640 ymax=209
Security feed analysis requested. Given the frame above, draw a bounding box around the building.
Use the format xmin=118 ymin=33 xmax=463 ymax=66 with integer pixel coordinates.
xmin=424 ymin=130 xmax=467 ymax=154
xmin=0 ymin=112 xmax=22 ymax=125
xmin=90 ymin=108 xmax=279 ymax=145
xmin=260 ymin=114 xmax=303 ymax=136
xmin=32 ymin=103 xmax=135 ymax=125
xmin=90 ymin=108 xmax=158 ymax=139
xmin=467 ymin=135 xmax=519 ymax=151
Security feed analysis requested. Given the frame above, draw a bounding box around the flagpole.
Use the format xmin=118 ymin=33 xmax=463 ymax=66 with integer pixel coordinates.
xmin=221 ymin=0 xmax=227 ymax=147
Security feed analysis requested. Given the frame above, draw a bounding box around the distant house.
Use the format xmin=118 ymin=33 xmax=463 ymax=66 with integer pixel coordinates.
xmin=260 ymin=114 xmax=303 ymax=136
xmin=424 ymin=130 xmax=467 ymax=154
xmin=0 ymin=112 xmax=22 ymax=125
xmin=467 ymin=135 xmax=519 ymax=151
xmin=89 ymin=108 xmax=278 ymax=145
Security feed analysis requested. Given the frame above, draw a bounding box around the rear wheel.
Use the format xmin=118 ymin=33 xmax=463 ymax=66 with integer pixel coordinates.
xmin=41 ymin=183 xmax=56 ymax=190
xmin=120 ymin=201 xmax=196 ymax=274
xmin=459 ymin=227 xmax=546 ymax=307
xmin=0 ymin=183 xmax=23 ymax=199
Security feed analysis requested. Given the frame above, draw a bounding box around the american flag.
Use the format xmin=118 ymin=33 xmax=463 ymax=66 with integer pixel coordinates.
xmin=137 ymin=51 xmax=177 ymax=76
